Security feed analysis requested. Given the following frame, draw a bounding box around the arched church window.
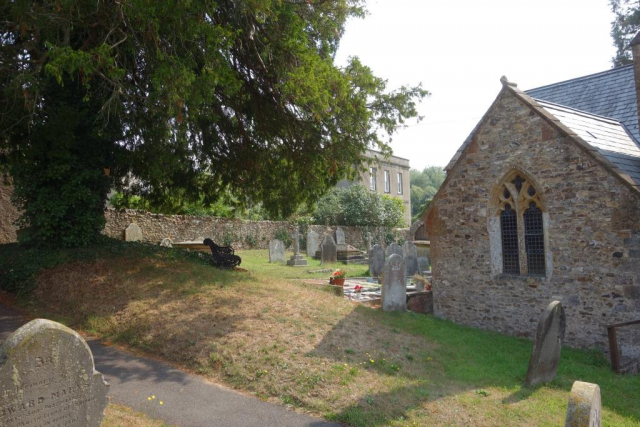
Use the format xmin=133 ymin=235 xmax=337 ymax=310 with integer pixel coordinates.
xmin=496 ymin=173 xmax=547 ymax=276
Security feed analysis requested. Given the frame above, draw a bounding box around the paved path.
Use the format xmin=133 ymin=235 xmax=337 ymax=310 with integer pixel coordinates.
xmin=0 ymin=303 xmax=339 ymax=427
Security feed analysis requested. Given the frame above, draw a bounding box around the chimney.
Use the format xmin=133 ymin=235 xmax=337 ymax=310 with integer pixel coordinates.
xmin=630 ymin=32 xmax=640 ymax=132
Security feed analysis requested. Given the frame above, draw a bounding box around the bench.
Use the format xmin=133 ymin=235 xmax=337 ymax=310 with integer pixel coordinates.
xmin=203 ymin=238 xmax=242 ymax=269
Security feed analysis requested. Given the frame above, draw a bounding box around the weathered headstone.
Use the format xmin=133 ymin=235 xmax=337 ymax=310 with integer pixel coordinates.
xmin=565 ymin=381 xmax=601 ymax=427
xmin=307 ymin=230 xmax=320 ymax=257
xmin=386 ymin=242 xmax=403 ymax=258
xmin=365 ymin=232 xmax=372 ymax=251
xmin=335 ymin=227 xmax=346 ymax=245
xmin=160 ymin=237 xmax=173 ymax=248
xmin=524 ymin=300 xmax=566 ymax=387
xmin=0 ymin=319 xmax=109 ymax=427
xmin=369 ymin=244 xmax=385 ymax=278
xmin=269 ymin=239 xmax=285 ymax=263
xmin=382 ymin=254 xmax=407 ymax=311
xmin=418 ymin=256 xmax=430 ymax=275
xmin=124 ymin=223 xmax=142 ymax=241
xmin=287 ymin=230 xmax=308 ymax=266
xmin=403 ymin=241 xmax=419 ymax=276
xmin=321 ymin=235 xmax=338 ymax=264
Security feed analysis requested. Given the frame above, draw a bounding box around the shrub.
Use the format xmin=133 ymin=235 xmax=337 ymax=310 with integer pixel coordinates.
xmin=274 ymin=228 xmax=293 ymax=248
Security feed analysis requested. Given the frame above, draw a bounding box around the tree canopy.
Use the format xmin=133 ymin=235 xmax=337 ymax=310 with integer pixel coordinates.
xmin=409 ymin=166 xmax=444 ymax=221
xmin=611 ymin=0 xmax=640 ymax=66
xmin=0 ymin=0 xmax=427 ymax=246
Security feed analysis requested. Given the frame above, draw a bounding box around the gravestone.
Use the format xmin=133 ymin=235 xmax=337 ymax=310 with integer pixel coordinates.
xmin=124 ymin=223 xmax=142 ymax=241
xmin=418 ymin=256 xmax=430 ymax=275
xmin=321 ymin=235 xmax=338 ymax=265
xmin=565 ymin=381 xmax=601 ymax=427
xmin=160 ymin=237 xmax=173 ymax=248
xmin=287 ymin=230 xmax=308 ymax=266
xmin=0 ymin=319 xmax=109 ymax=427
xmin=386 ymin=242 xmax=403 ymax=258
xmin=269 ymin=239 xmax=285 ymax=263
xmin=335 ymin=227 xmax=346 ymax=245
xmin=369 ymin=244 xmax=385 ymax=278
xmin=382 ymin=254 xmax=407 ymax=311
xmin=524 ymin=300 xmax=566 ymax=387
xmin=307 ymin=230 xmax=320 ymax=258
xmin=403 ymin=241 xmax=419 ymax=276
xmin=365 ymin=232 xmax=372 ymax=251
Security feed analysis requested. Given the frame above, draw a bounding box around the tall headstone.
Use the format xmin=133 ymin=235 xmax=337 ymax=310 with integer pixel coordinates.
xmin=565 ymin=381 xmax=601 ymax=427
xmin=365 ymin=232 xmax=372 ymax=251
xmin=524 ymin=300 xmax=567 ymax=387
xmin=307 ymin=230 xmax=320 ymax=257
xmin=369 ymin=244 xmax=385 ymax=278
xmin=382 ymin=254 xmax=407 ymax=311
xmin=321 ymin=235 xmax=338 ymax=265
xmin=0 ymin=319 xmax=109 ymax=427
xmin=386 ymin=242 xmax=403 ymax=258
xmin=418 ymin=256 xmax=430 ymax=275
xmin=403 ymin=241 xmax=419 ymax=276
xmin=124 ymin=223 xmax=142 ymax=241
xmin=335 ymin=227 xmax=346 ymax=245
xmin=287 ymin=230 xmax=308 ymax=266
xmin=269 ymin=239 xmax=285 ymax=263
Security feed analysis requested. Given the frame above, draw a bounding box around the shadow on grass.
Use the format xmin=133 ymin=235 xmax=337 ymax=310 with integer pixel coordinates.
xmin=313 ymin=305 xmax=640 ymax=426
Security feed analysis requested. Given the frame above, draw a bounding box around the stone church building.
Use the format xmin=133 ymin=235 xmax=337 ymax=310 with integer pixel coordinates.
xmin=424 ymin=43 xmax=640 ymax=357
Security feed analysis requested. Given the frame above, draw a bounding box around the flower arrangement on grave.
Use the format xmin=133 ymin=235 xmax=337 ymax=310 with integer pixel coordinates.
xmin=329 ymin=269 xmax=347 ymax=286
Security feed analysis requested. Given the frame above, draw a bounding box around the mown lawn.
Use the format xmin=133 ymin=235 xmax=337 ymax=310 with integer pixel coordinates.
xmin=1 ymin=239 xmax=639 ymax=426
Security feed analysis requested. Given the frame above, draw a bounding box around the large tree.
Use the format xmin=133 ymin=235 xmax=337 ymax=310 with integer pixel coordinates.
xmin=611 ymin=0 xmax=640 ymax=66
xmin=0 ymin=0 xmax=426 ymax=246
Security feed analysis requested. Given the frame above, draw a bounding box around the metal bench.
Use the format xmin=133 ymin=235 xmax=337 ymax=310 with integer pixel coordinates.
xmin=203 ymin=238 xmax=241 ymax=269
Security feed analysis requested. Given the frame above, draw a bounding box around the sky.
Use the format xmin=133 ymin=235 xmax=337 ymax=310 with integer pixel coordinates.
xmin=335 ymin=0 xmax=618 ymax=170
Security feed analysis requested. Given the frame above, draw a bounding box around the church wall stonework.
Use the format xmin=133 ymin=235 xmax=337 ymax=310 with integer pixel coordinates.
xmin=425 ymin=89 xmax=640 ymax=356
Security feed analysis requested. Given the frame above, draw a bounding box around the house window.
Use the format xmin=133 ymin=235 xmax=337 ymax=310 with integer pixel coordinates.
xmin=369 ymin=167 xmax=376 ymax=190
xmin=397 ymin=173 xmax=403 ymax=194
xmin=384 ymin=170 xmax=390 ymax=193
xmin=495 ymin=173 xmax=547 ymax=276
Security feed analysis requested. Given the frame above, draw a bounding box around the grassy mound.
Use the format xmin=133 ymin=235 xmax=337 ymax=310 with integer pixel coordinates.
xmin=1 ymin=240 xmax=639 ymax=426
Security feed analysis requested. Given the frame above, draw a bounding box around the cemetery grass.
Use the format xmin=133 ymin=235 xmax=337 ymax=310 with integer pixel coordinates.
xmin=1 ymin=241 xmax=639 ymax=426
xmin=103 ymin=404 xmax=174 ymax=427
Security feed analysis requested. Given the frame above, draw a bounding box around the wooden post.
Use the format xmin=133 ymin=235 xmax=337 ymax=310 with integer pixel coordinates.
xmin=607 ymin=326 xmax=620 ymax=374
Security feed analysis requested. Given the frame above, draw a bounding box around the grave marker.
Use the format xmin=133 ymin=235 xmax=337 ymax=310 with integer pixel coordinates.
xmin=365 ymin=232 xmax=372 ymax=251
xmin=287 ymin=230 xmax=308 ymax=266
xmin=418 ymin=256 xmax=430 ymax=275
xmin=403 ymin=241 xmax=419 ymax=276
xmin=369 ymin=244 xmax=385 ymax=278
xmin=124 ymin=223 xmax=142 ymax=241
xmin=335 ymin=227 xmax=346 ymax=245
xmin=525 ymin=300 xmax=566 ymax=387
xmin=160 ymin=238 xmax=173 ymax=248
xmin=321 ymin=235 xmax=338 ymax=264
xmin=565 ymin=381 xmax=601 ymax=427
xmin=0 ymin=319 xmax=109 ymax=427
xmin=269 ymin=239 xmax=286 ymax=263
xmin=382 ymin=254 xmax=407 ymax=311
xmin=386 ymin=242 xmax=403 ymax=258
xmin=307 ymin=230 xmax=320 ymax=257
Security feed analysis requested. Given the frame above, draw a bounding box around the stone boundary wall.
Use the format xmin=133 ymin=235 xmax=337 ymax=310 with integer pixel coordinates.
xmin=0 ymin=182 xmax=19 ymax=244
xmin=104 ymin=209 xmax=408 ymax=250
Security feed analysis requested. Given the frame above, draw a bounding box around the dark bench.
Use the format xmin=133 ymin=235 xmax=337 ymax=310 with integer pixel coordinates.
xmin=203 ymin=238 xmax=242 ymax=269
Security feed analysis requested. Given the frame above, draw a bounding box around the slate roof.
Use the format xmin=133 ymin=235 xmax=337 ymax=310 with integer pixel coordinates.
xmin=526 ymin=65 xmax=639 ymax=141
xmin=536 ymin=100 xmax=640 ymax=187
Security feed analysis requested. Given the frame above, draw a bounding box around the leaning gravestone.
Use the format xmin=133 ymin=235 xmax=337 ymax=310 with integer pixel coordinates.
xmin=403 ymin=241 xmax=419 ymax=276
xmin=307 ymin=230 xmax=320 ymax=258
xmin=565 ymin=381 xmax=601 ymax=427
xmin=321 ymin=235 xmax=338 ymax=264
xmin=124 ymin=223 xmax=142 ymax=241
xmin=386 ymin=242 xmax=403 ymax=258
xmin=0 ymin=319 xmax=109 ymax=427
xmin=382 ymin=254 xmax=407 ymax=311
xmin=418 ymin=256 xmax=430 ymax=275
xmin=369 ymin=244 xmax=385 ymax=278
xmin=269 ymin=239 xmax=286 ymax=263
xmin=335 ymin=227 xmax=346 ymax=245
xmin=524 ymin=300 xmax=566 ymax=387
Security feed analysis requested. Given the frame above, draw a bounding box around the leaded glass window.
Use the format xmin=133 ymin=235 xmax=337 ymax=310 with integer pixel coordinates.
xmin=524 ymin=202 xmax=545 ymax=275
xmin=500 ymin=205 xmax=520 ymax=274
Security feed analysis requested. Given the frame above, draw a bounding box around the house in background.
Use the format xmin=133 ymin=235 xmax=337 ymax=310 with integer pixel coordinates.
xmin=337 ymin=149 xmax=412 ymax=225
xmin=422 ymin=38 xmax=640 ymax=362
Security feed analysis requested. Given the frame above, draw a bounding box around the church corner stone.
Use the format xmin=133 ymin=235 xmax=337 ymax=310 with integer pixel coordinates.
xmin=565 ymin=381 xmax=601 ymax=427
xmin=0 ymin=319 xmax=109 ymax=427
xmin=524 ymin=300 xmax=566 ymax=387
